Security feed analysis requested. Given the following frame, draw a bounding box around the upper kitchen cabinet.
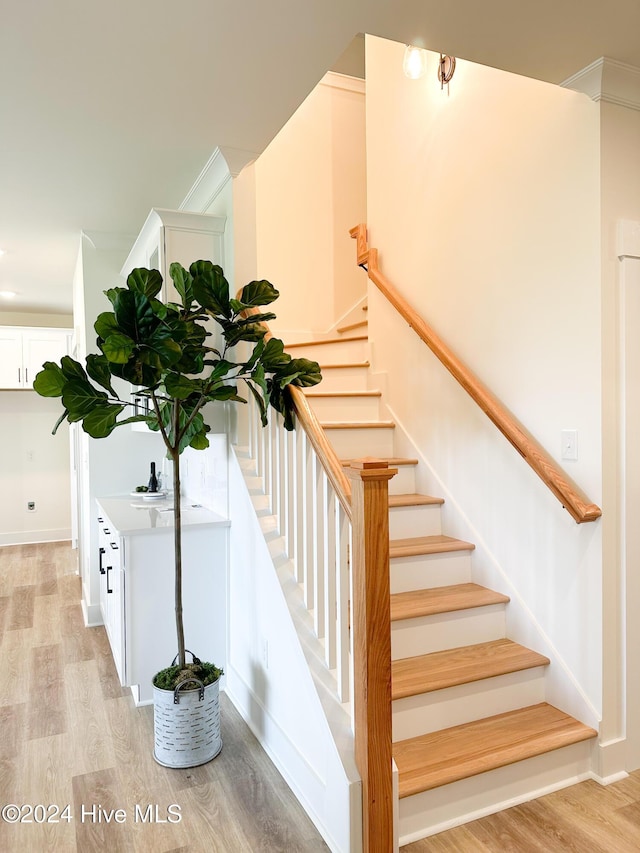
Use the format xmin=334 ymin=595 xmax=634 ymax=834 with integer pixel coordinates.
xmin=0 ymin=326 xmax=71 ymax=389
xmin=121 ymin=209 xmax=227 ymax=303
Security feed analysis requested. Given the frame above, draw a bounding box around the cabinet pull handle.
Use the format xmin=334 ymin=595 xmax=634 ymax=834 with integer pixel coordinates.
xmin=106 ymin=565 xmax=113 ymax=594
xmin=99 ymin=546 xmax=105 ymax=575
xmin=110 ymin=541 xmax=119 ymax=550
xmin=25 ymin=368 xmax=28 ymax=384
xmin=97 ymin=516 xmax=103 ymax=523
xmin=18 ymin=368 xmax=20 ymax=384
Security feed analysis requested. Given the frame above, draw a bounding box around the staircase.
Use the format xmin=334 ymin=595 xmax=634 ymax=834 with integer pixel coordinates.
xmin=282 ymin=316 xmax=597 ymax=844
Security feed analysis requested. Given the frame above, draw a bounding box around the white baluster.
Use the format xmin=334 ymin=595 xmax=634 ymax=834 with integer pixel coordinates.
xmin=314 ymin=458 xmax=326 ymax=640
xmin=324 ymin=483 xmax=337 ymax=670
xmin=336 ymin=506 xmax=351 ymax=704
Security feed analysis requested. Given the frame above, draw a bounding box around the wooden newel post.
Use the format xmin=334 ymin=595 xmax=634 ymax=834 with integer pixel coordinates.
xmin=346 ymin=458 xmax=397 ymax=853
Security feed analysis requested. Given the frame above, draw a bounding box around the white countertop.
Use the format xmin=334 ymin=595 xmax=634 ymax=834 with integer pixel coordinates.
xmin=97 ymin=495 xmax=230 ymax=536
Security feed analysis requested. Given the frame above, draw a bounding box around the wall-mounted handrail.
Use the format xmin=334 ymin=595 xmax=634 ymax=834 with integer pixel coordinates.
xmin=350 ymin=224 xmax=602 ymax=525
xmin=241 ymin=305 xmax=352 ymax=520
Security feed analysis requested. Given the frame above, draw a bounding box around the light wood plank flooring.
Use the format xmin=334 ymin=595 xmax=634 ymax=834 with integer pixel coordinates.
xmin=0 ymin=542 xmax=328 ymax=852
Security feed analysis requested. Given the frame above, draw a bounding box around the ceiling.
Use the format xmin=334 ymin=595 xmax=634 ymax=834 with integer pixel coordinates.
xmin=1 ymin=0 xmax=638 ymax=316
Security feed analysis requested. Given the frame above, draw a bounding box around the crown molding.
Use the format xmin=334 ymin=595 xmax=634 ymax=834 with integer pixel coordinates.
xmin=562 ymin=57 xmax=640 ymax=112
xmin=180 ymin=146 xmax=259 ymax=213
xmin=320 ymin=71 xmax=366 ymax=95
xmin=618 ymin=220 xmax=640 ymax=260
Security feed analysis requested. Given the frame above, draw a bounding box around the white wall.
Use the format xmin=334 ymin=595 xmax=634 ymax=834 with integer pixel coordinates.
xmin=0 ymin=392 xmax=71 ymax=544
xmin=253 ymin=73 xmax=367 ymax=335
xmin=365 ymin=37 xmax=603 ymax=714
xmin=0 ymin=313 xmax=74 ymax=545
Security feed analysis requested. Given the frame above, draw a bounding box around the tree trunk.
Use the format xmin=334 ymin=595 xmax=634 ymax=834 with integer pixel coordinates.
xmin=172 ymin=446 xmax=186 ymax=669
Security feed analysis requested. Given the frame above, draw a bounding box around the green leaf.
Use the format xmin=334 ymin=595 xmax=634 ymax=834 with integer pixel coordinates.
xmin=221 ymin=321 xmax=267 ymax=348
xmin=86 ymin=354 xmax=117 ymax=396
xmin=33 ymin=362 xmax=66 ymax=397
xmin=101 ymin=332 xmax=136 ymax=364
xmin=82 ymin=404 xmax=124 ymax=438
xmin=259 ymin=337 xmax=291 ymax=370
xmin=205 ymin=385 xmax=244 ymax=403
xmin=246 ymin=381 xmax=269 ymax=427
xmin=62 ymin=379 xmax=109 ymax=421
xmin=164 ymin=373 xmax=202 ymax=400
xmin=274 ymin=357 xmax=322 ymax=388
xmin=94 ymin=311 xmax=120 ymax=341
xmin=169 ymin=263 xmax=194 ymax=310
xmin=191 ymin=261 xmax=231 ymax=318
xmin=60 ymin=356 xmax=88 ymax=382
xmin=237 ymin=311 xmax=276 ymax=326
xmin=127 ymin=267 xmax=163 ymax=299
xmin=112 ymin=290 xmax=158 ymax=343
xmin=238 ymin=280 xmax=280 ymax=308
xmin=189 ymin=432 xmax=210 ymax=450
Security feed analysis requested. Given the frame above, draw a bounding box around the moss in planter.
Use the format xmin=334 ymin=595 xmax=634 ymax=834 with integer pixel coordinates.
xmin=153 ymin=661 xmax=223 ymax=691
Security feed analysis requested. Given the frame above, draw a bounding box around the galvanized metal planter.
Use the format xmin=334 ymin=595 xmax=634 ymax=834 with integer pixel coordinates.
xmin=153 ymin=677 xmax=222 ymax=768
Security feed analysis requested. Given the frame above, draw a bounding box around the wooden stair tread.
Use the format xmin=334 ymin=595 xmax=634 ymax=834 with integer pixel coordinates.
xmin=341 ymin=457 xmax=418 ymax=468
xmin=390 ymin=583 xmax=509 ymax=622
xmin=304 ymin=389 xmax=381 ymax=398
xmin=390 ymin=534 xmax=475 ymax=558
xmin=318 ymin=361 xmax=370 ymax=370
xmin=321 ymin=421 xmax=395 ymax=430
xmin=337 ymin=319 xmax=368 ymax=334
xmin=285 ymin=334 xmax=368 ymax=348
xmin=392 ymin=638 xmax=550 ymax=700
xmin=393 ymin=703 xmax=597 ymax=797
xmin=388 ymin=493 xmax=444 ymax=508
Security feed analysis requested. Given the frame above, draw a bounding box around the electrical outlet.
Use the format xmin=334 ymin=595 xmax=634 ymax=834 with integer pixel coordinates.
xmin=27 ymin=501 xmax=36 ymax=512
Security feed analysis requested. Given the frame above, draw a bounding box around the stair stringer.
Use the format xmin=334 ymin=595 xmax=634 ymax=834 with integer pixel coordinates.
xmin=226 ymin=446 xmax=363 ymax=853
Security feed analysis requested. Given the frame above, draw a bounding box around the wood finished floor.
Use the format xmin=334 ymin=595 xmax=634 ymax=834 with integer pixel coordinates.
xmin=0 ymin=542 xmax=328 ymax=852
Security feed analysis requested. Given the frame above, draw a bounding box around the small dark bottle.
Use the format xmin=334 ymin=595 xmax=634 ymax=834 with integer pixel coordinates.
xmin=148 ymin=462 xmax=159 ymax=493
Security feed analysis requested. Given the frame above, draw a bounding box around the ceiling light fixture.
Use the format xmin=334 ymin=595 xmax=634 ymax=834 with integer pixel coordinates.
xmin=0 ymin=290 xmax=17 ymax=299
xmin=402 ymin=45 xmax=428 ymax=80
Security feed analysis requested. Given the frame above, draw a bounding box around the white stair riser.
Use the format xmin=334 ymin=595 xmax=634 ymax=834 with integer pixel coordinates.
xmin=389 ymin=503 xmax=442 ymax=539
xmin=388 ymin=466 xmax=417 ymax=496
xmin=324 ymin=426 xmax=395 ymax=458
xmin=392 ymin=668 xmax=546 ymax=741
xmin=391 ymin=604 xmax=507 ymax=660
xmin=391 ymin=552 xmax=472 ymax=594
xmin=305 ymin=394 xmax=381 ymax=421
xmin=398 ymin=740 xmax=592 ymax=846
xmin=315 ymin=366 xmax=370 ymax=392
xmin=290 ymin=338 xmax=368 ymax=363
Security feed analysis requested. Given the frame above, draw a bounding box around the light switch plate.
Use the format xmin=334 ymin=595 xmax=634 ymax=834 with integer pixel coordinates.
xmin=561 ymin=429 xmax=578 ymax=461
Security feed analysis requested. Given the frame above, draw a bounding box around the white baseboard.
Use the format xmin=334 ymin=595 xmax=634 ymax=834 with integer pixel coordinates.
xmin=81 ymin=598 xmax=103 ymax=628
xmin=0 ymin=529 xmax=71 ymax=547
xmin=591 ymin=737 xmax=629 ymax=784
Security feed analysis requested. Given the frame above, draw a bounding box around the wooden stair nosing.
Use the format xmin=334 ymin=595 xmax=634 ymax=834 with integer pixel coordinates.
xmin=303 ymin=389 xmax=381 ymax=399
xmin=390 ymin=583 xmax=509 ymax=622
xmin=388 ymin=493 xmax=444 ymax=508
xmin=337 ymin=319 xmax=368 ymax=334
xmin=318 ymin=361 xmax=370 ymax=370
xmin=390 ymin=534 xmax=475 ymax=559
xmin=320 ymin=420 xmax=395 ymax=430
xmin=393 ymin=702 xmax=597 ymax=798
xmin=391 ymin=638 xmax=550 ymax=700
xmin=285 ymin=334 xmax=368 ymax=348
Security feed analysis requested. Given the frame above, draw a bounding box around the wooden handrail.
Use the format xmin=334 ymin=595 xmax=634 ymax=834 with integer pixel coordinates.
xmin=350 ymin=224 xmax=602 ymax=525
xmin=240 ymin=306 xmax=352 ymax=519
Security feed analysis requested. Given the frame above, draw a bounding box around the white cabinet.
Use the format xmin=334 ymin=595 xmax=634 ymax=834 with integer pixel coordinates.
xmin=97 ymin=514 xmax=126 ymax=683
xmin=121 ymin=208 xmax=226 ymax=304
xmin=0 ymin=326 xmax=71 ymax=389
xmin=96 ymin=498 xmax=229 ymax=705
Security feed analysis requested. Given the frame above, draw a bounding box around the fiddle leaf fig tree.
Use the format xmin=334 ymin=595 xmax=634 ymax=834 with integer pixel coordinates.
xmin=34 ymin=261 xmax=321 ymax=680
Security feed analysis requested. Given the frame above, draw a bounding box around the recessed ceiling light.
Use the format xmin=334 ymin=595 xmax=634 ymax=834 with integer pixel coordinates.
xmin=0 ymin=290 xmax=17 ymax=299
xmin=0 ymin=250 xmax=5 ymax=257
